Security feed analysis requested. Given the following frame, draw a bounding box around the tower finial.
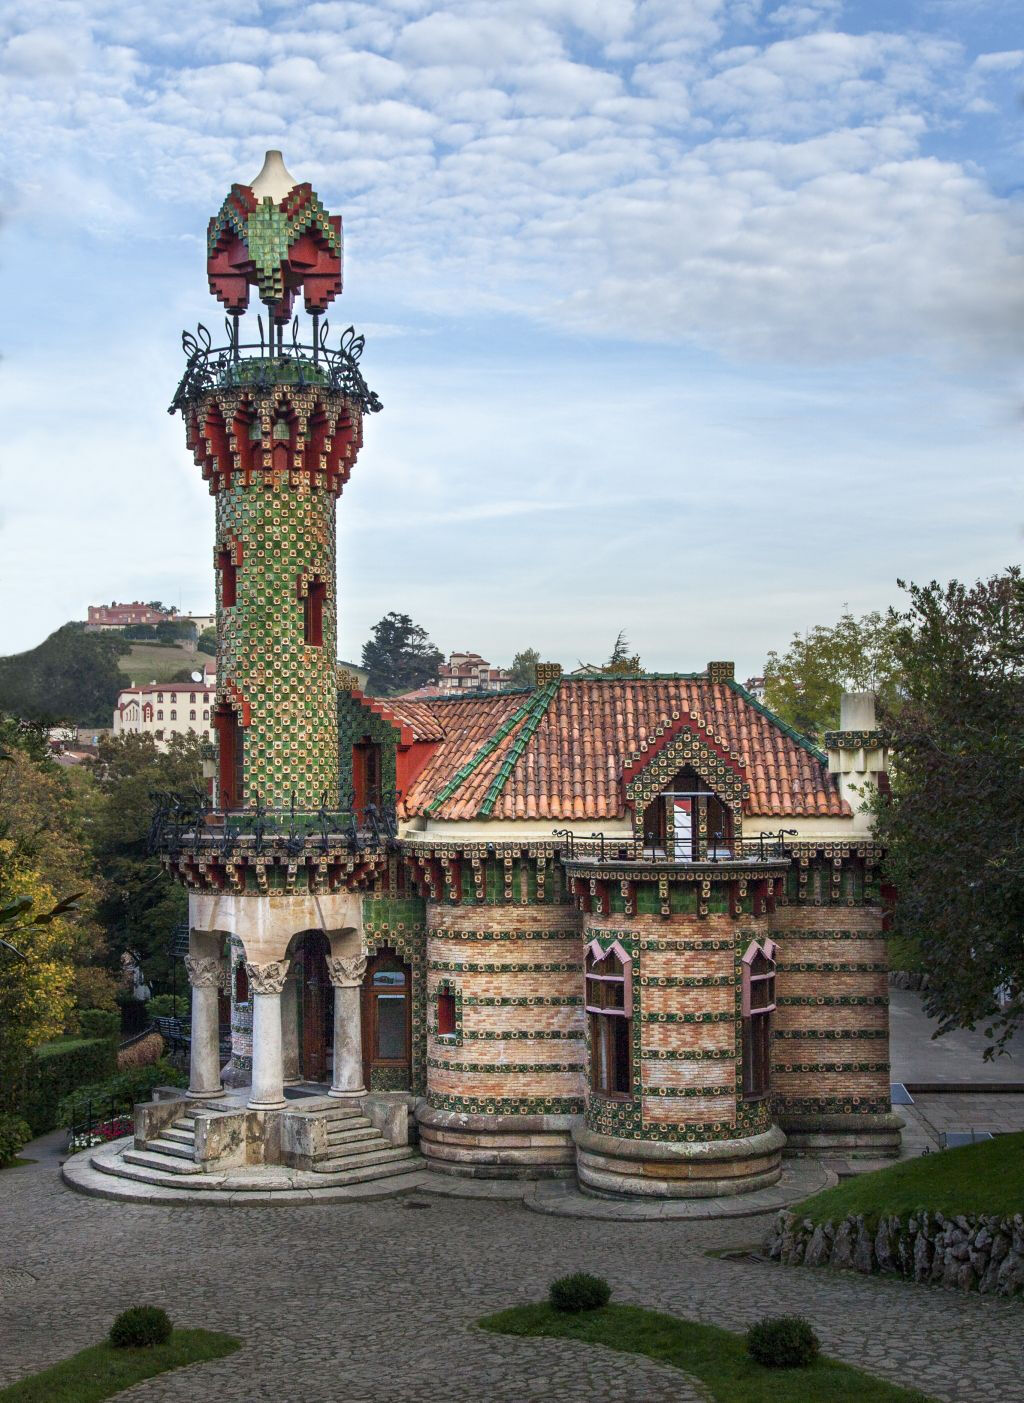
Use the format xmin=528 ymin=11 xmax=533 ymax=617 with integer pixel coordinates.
xmin=250 ymin=150 xmax=297 ymax=203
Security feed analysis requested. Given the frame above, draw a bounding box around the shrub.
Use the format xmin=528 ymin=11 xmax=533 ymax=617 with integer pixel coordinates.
xmin=0 ymin=1113 xmax=32 ymax=1167
xmin=147 ymin=993 xmax=189 ymax=1020
xmin=549 ymin=1272 xmax=611 ymax=1313
xmin=109 ymin=1306 xmax=172 ymax=1349
xmin=20 ymin=1037 xmax=118 ymax=1135
xmin=57 ymin=1058 xmax=186 ymax=1128
xmin=79 ymin=1008 xmax=119 ymax=1040
xmin=746 ymin=1316 xmax=820 ymax=1369
xmin=117 ymin=1032 xmax=165 ymax=1071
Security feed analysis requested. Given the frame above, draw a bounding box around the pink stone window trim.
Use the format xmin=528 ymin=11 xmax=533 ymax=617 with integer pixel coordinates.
xmin=584 ymin=937 xmax=633 ymax=1018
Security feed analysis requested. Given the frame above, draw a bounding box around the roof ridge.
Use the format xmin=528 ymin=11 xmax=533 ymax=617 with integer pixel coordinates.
xmin=423 ymin=693 xmax=541 ymax=815
xmin=724 ymin=677 xmax=828 ymax=766
xmin=476 ymin=679 xmax=561 ymax=818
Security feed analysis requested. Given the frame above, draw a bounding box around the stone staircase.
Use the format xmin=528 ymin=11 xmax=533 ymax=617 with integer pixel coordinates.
xmin=307 ymin=1103 xmax=420 ymax=1184
xmin=121 ymin=1105 xmax=214 ymax=1178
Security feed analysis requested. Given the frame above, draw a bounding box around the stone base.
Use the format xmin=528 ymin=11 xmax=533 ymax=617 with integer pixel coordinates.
xmin=574 ymin=1123 xmax=787 ymax=1199
xmin=416 ymin=1106 xmax=578 ymax=1179
xmin=779 ymin=1111 xmax=903 ymax=1159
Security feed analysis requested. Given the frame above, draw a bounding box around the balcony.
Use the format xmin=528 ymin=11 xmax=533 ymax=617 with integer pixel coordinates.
xmin=553 ymin=829 xmax=796 ymax=872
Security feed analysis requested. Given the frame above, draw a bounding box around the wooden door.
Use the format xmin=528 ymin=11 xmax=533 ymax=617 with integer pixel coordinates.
xmin=297 ymin=932 xmax=332 ymax=1082
xmin=361 ymin=949 xmax=411 ymax=1090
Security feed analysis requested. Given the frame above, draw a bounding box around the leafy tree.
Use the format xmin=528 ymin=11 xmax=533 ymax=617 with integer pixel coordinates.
xmin=84 ymin=733 xmax=201 ymax=993
xmin=123 ymin=623 xmax=159 ymax=641
xmin=0 ymin=844 xmax=77 ymax=1115
xmin=605 ymin=631 xmax=642 ymax=675
xmin=0 ymin=623 xmax=129 ymax=725
xmin=762 ymin=608 xmax=904 ymax=743
xmin=361 ymin=613 xmax=443 ymax=696
xmin=871 ymin=569 xmax=1024 ymax=1057
xmin=197 ymin=629 xmax=217 ymax=657
xmin=509 ymin=648 xmax=540 ymax=688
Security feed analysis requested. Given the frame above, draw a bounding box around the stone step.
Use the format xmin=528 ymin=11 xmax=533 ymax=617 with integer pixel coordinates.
xmin=316 ymin=1155 xmax=422 ymax=1186
xmin=318 ymin=1105 xmax=367 ymax=1123
xmin=325 ymin=1125 xmax=377 ymax=1144
xmin=313 ymin=1135 xmax=394 ymax=1161
xmin=93 ymin=1151 xmax=223 ymax=1192
xmin=312 ymin=1146 xmax=417 ymax=1175
xmin=122 ymin=1148 xmax=208 ymax=1176
xmin=145 ymin=1137 xmax=198 ymax=1161
xmin=162 ymin=1127 xmax=197 ymax=1146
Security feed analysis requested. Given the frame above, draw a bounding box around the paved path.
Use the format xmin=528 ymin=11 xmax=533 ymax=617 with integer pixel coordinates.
xmin=1 ymin=1152 xmax=1021 ymax=1402
xmin=890 ymin=988 xmax=1024 ymax=1085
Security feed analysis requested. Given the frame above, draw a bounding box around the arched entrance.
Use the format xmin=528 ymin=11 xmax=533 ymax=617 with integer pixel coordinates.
xmin=291 ymin=931 xmax=333 ymax=1082
xmin=362 ymin=947 xmax=411 ymax=1090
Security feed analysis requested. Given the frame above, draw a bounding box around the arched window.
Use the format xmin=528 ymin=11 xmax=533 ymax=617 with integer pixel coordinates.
xmin=235 ymin=961 xmax=250 ymax=1004
xmin=742 ymin=939 xmax=777 ymax=1100
xmin=585 ymin=940 xmax=632 ymax=1098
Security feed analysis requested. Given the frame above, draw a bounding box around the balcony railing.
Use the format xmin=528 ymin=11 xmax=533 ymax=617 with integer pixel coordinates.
xmin=148 ymin=788 xmax=400 ymax=859
xmin=553 ymin=829 xmax=798 ymax=866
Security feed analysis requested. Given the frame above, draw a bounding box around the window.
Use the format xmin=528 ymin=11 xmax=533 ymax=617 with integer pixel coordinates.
xmin=741 ymin=939 xmax=776 ymax=1100
xmin=203 ymin=709 xmax=209 ymax=720
xmin=213 ymin=704 xmax=244 ymax=809
xmin=157 ymin=692 xmax=164 ymax=703
xmin=303 ymin=576 xmax=326 ymax=647
xmin=235 ymin=962 xmax=250 ymax=1004
xmin=157 ymin=710 xmax=164 ymax=720
xmin=190 ymin=710 xmax=197 ymax=721
xmin=155 ymin=730 xmax=164 ymax=740
xmin=217 ymin=546 xmax=237 ymax=608
xmin=170 ymin=710 xmax=177 ymax=720
xmin=437 ymin=987 xmax=456 ymax=1037
xmin=586 ymin=940 xmax=632 ymax=1097
xmin=189 ymin=692 xmax=196 ymax=703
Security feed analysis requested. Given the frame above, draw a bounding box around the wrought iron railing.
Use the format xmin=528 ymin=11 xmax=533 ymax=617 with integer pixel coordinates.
xmin=148 ymin=786 xmax=401 ymax=859
xmin=169 ymin=317 xmax=382 ymax=416
xmin=552 ymin=829 xmax=798 ymax=865
xmin=67 ymin=1094 xmax=136 ymax=1154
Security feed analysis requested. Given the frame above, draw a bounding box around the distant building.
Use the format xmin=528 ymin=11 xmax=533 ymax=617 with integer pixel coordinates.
xmin=744 ymin=676 xmax=766 ymax=702
xmin=180 ymin=613 xmax=216 ymax=634
xmin=114 ymin=661 xmax=216 ymax=750
xmin=436 ymin=651 xmax=511 ymax=694
xmin=87 ymin=601 xmax=173 ymax=630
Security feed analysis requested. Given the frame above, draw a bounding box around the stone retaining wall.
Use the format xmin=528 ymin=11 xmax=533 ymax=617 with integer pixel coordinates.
xmin=763 ymin=1208 xmax=1024 ymax=1297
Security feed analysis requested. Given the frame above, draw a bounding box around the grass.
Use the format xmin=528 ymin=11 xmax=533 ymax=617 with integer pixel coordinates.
xmin=0 ymin=1330 xmax=240 ymax=1403
xmin=480 ymin=1303 xmax=937 ymax=1403
xmin=793 ymin=1130 xmax=1024 ymax=1226
xmin=117 ymin=643 xmax=199 ymax=683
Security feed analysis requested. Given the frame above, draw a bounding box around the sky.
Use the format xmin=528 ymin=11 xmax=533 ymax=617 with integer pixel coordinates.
xmin=1 ymin=0 xmax=1022 ymax=677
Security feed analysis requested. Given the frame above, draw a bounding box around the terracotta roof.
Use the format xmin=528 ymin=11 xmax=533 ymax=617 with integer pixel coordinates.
xmin=386 ymin=676 xmax=847 ymax=822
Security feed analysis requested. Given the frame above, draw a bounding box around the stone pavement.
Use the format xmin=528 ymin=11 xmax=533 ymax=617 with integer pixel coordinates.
xmin=2 ymin=1148 xmax=1022 ymax=1402
xmin=890 ymin=987 xmax=1024 ymax=1087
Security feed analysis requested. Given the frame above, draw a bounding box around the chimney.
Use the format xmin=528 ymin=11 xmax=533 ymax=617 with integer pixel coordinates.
xmin=707 ymin=661 xmax=734 ymax=683
xmin=535 ymin=662 xmax=562 ymax=686
xmin=826 ymin=691 xmax=887 ymax=831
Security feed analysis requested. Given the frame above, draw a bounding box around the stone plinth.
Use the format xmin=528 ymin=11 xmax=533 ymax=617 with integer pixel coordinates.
xmin=574 ymin=1123 xmax=787 ymax=1198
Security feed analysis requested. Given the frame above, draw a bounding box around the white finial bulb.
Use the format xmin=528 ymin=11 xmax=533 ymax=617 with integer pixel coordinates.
xmin=250 ymin=150 xmax=298 ymax=202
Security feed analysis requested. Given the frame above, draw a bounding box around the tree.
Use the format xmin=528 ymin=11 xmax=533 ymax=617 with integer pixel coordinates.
xmin=0 ymin=623 xmax=129 ymax=725
xmin=871 ymin=569 xmax=1024 ymax=1057
xmin=508 ymin=648 xmax=540 ymax=688
xmin=361 ymin=613 xmax=443 ymax=696
xmin=762 ymin=608 xmax=904 ymax=743
xmin=605 ymin=630 xmax=642 ymax=675
xmin=197 ymin=629 xmax=217 ymax=657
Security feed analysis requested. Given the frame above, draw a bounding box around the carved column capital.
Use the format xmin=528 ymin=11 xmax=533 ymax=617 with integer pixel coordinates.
xmin=327 ymin=953 xmax=367 ymax=988
xmin=245 ymin=958 xmax=291 ymax=996
xmin=184 ymin=955 xmax=225 ymax=989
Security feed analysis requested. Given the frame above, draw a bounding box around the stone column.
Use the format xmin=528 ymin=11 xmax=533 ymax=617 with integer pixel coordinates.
xmin=327 ymin=954 xmax=367 ymax=1099
xmin=246 ymin=960 xmax=290 ymax=1111
xmin=184 ymin=955 xmax=226 ymax=1100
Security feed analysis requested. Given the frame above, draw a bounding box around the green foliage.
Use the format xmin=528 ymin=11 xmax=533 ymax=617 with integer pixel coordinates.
xmin=605 ymin=630 xmax=642 ymax=675
xmin=122 ymin=624 xmax=159 ymax=641
xmin=746 ymin=1317 xmax=819 ymax=1370
xmin=0 ymin=1113 xmax=32 ymax=1166
xmin=361 ymin=612 xmax=444 ymax=696
xmin=197 ymin=629 xmax=217 ymax=657
xmin=508 ymin=648 xmax=540 ymax=688
xmin=0 ymin=623 xmax=129 ymax=726
xmin=794 ymin=1130 xmax=1024 ymax=1226
xmin=872 ymin=569 xmax=1024 ymax=1054
xmin=56 ymin=1059 xmax=186 ymax=1127
xmin=78 ymin=1009 xmax=119 ymax=1039
xmin=20 ymin=1037 xmax=118 ymax=1134
xmin=0 ymin=1329 xmax=241 ymax=1402
xmin=762 ymin=608 xmax=904 ymax=743
xmin=146 ymin=993 xmax=188 ymax=1019
xmin=480 ymin=1303 xmax=935 ymax=1402
xmin=549 ymin=1272 xmax=611 ymax=1312
xmin=109 ymin=1308 xmax=172 ymax=1349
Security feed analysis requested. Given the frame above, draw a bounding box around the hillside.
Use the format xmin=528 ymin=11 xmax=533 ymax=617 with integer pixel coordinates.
xmin=0 ymin=623 xmax=127 ymax=725
xmin=117 ymin=642 xmax=205 ymax=684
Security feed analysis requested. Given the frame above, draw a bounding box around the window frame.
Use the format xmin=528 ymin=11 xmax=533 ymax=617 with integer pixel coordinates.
xmin=585 ymin=938 xmax=633 ymax=1101
xmin=741 ymin=938 xmax=777 ymax=1101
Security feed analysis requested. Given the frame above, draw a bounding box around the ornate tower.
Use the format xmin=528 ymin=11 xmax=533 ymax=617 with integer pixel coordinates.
xmin=164 ymin=152 xmax=384 ymax=1114
xmin=172 ymin=150 xmax=381 ymax=815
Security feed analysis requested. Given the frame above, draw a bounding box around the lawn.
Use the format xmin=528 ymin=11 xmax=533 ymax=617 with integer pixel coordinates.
xmin=480 ymin=1303 xmax=936 ymax=1403
xmin=0 ymin=1330 xmax=240 ymax=1402
xmin=117 ymin=643 xmax=200 ymax=684
xmin=792 ymin=1130 xmax=1024 ymax=1226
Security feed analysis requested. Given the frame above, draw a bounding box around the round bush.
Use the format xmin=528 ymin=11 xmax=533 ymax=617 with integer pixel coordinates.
xmin=746 ymin=1315 xmax=819 ymax=1369
xmin=109 ymin=1306 xmax=172 ymax=1349
xmin=549 ymin=1272 xmax=611 ymax=1313
xmin=0 ymin=1114 xmax=32 ymax=1168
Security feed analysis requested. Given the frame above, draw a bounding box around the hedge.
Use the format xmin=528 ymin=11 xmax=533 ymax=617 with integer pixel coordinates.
xmin=20 ymin=1038 xmax=118 ymax=1135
